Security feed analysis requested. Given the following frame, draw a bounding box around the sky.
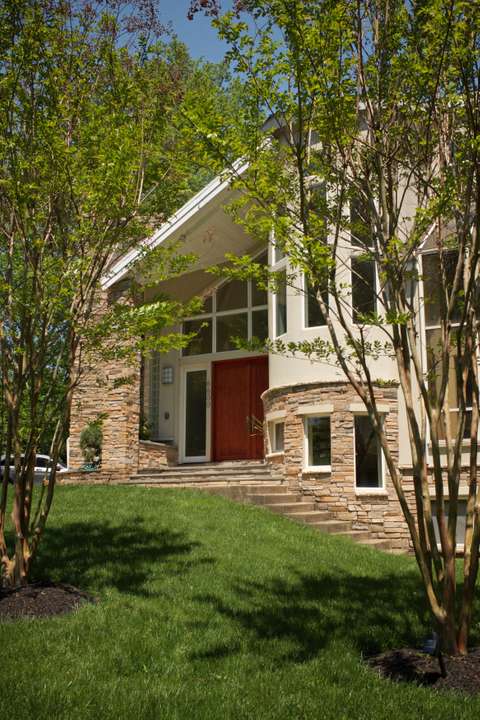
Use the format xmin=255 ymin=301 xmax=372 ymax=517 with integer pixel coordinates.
xmin=159 ymin=2 xmax=234 ymax=64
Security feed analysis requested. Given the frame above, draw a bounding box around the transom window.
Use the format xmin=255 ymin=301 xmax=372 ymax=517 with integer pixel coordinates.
xmin=182 ymin=252 xmax=268 ymax=356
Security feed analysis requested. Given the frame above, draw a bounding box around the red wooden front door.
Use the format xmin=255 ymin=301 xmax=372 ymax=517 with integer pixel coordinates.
xmin=212 ymin=356 xmax=269 ymax=461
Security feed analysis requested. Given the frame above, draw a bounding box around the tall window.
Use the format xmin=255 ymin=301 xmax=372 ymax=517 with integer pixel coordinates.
xmin=182 ymin=251 xmax=268 ymax=356
xmin=305 ymin=277 xmax=328 ymax=328
xmin=354 ymin=415 xmax=383 ymax=488
xmin=351 ymin=256 xmax=376 ymax=322
xmin=304 ymin=416 xmax=331 ymax=469
xmin=274 ymin=270 xmax=287 ymax=337
xmin=350 ymin=188 xmax=376 ymax=323
xmin=422 ymin=251 xmax=471 ymax=438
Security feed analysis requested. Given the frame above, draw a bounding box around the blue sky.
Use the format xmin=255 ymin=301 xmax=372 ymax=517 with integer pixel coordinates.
xmin=160 ymin=2 xmax=234 ymax=63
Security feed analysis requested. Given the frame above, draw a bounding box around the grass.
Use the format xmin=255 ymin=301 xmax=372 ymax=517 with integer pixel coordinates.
xmin=1 ymin=485 xmax=479 ymax=720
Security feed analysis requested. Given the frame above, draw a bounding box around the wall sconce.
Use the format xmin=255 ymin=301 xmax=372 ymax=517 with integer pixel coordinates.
xmin=161 ymin=366 xmax=174 ymax=385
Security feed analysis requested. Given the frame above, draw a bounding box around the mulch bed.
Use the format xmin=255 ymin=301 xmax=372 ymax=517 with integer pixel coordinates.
xmin=0 ymin=580 xmax=96 ymax=621
xmin=368 ymin=647 xmax=480 ymax=695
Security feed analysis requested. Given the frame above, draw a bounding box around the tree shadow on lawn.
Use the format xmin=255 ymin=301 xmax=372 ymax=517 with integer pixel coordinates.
xmin=192 ymin=568 xmax=433 ymax=663
xmin=34 ymin=516 xmax=214 ymax=596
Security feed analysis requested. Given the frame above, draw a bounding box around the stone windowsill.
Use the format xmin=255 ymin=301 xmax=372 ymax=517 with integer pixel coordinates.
xmin=355 ymin=488 xmax=389 ymax=497
xmin=301 ymin=466 xmax=331 ymax=475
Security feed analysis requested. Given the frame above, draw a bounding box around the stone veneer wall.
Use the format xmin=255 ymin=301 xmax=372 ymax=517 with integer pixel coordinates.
xmin=263 ymin=381 xmax=413 ymax=551
xmin=69 ymin=288 xmax=142 ymax=483
xmin=138 ymin=440 xmax=178 ymax=470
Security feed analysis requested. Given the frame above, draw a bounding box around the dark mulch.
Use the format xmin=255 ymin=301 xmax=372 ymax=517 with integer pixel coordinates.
xmin=369 ymin=647 xmax=480 ymax=695
xmin=0 ymin=580 xmax=96 ymax=621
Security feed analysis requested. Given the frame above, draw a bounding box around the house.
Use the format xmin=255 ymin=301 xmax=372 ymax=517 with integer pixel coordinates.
xmin=66 ymin=162 xmax=468 ymax=554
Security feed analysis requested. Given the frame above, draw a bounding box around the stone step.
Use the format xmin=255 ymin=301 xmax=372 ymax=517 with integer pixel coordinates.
xmin=128 ymin=474 xmax=283 ymax=485
xmin=285 ymin=510 xmax=332 ymax=524
xmin=330 ymin=529 xmax=372 ymax=542
xmin=137 ymin=468 xmax=277 ymax=479
xmin=267 ymin=501 xmax=316 ymax=514
xmin=138 ymin=461 xmax=273 ymax=473
xmin=358 ymin=538 xmax=392 ymax=551
xmin=309 ymin=520 xmax=352 ymax=534
xmin=247 ymin=493 xmax=302 ymax=505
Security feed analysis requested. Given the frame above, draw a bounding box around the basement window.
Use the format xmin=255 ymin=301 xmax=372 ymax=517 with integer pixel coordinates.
xmin=304 ymin=416 xmax=331 ymax=471
xmin=269 ymin=421 xmax=285 ymax=454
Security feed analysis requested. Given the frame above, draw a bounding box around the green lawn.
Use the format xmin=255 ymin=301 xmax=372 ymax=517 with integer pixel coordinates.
xmin=1 ymin=486 xmax=478 ymax=720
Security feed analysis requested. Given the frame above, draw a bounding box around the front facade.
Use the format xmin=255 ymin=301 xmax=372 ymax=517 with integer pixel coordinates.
xmin=66 ymin=171 xmax=467 ymax=552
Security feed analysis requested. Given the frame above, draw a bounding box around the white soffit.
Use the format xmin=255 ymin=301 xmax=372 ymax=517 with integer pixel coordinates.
xmin=101 ymin=158 xmax=249 ymax=290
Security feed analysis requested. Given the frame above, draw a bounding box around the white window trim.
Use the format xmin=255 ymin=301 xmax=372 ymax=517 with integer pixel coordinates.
xmin=353 ymin=413 xmax=385 ymax=492
xmin=303 ymin=413 xmax=332 ymax=473
xmin=268 ymin=419 xmax=285 ymax=455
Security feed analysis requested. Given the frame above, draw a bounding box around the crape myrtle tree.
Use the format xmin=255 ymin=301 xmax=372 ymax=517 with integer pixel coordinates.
xmin=186 ymin=0 xmax=480 ymax=655
xmin=0 ymin=0 xmax=232 ymax=588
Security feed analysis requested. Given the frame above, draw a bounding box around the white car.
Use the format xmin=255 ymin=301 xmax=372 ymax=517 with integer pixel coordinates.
xmin=0 ymin=454 xmax=67 ymax=484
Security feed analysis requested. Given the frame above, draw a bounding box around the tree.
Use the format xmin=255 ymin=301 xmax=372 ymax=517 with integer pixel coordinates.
xmin=185 ymin=0 xmax=480 ymax=655
xmin=0 ymin=0 xmax=223 ymax=588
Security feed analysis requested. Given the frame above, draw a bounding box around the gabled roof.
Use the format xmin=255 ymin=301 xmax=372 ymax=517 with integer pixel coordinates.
xmin=102 ymin=158 xmax=249 ymax=290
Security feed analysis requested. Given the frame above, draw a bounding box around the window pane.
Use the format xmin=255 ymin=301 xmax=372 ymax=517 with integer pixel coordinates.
xmin=182 ymin=319 xmax=212 ymax=356
xmin=252 ymin=251 xmax=268 ymax=306
xmin=185 ymin=370 xmax=207 ymax=457
xmin=273 ymin=242 xmax=285 ymax=264
xmin=355 ymin=415 xmax=381 ymax=487
xmin=307 ymin=183 xmax=327 ymax=215
xmin=307 ymin=417 xmax=331 ymax=466
xmin=432 ymin=500 xmax=467 ymax=546
xmin=201 ymin=295 xmax=213 ymax=314
xmin=272 ymin=422 xmax=284 ymax=452
xmin=275 ymin=271 xmax=287 ymax=336
xmin=306 ymin=280 xmax=328 ymax=327
xmin=423 ymin=252 xmax=462 ymax=326
xmin=35 ymin=457 xmax=48 ymax=468
xmin=216 ymin=279 xmax=247 ymax=312
xmin=216 ymin=313 xmax=248 ymax=352
xmin=352 ymin=258 xmax=375 ymax=322
xmin=252 ymin=308 xmax=269 ymax=342
xmin=350 ymin=192 xmax=373 ymax=248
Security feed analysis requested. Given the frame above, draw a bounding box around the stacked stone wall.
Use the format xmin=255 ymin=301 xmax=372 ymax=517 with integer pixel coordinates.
xmin=263 ymin=381 xmax=413 ymax=551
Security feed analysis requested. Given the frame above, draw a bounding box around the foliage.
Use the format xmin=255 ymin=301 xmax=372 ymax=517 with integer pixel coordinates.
xmin=79 ymin=418 xmax=106 ymax=465
xmin=185 ymin=0 xmax=480 ymax=656
xmin=0 ymin=0 xmax=235 ymax=588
